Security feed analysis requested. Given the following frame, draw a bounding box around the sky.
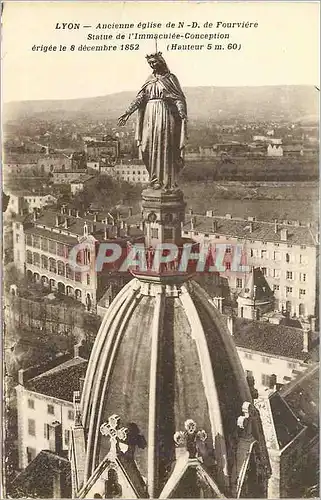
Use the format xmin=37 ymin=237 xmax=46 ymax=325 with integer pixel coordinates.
xmin=2 ymin=1 xmax=320 ymax=102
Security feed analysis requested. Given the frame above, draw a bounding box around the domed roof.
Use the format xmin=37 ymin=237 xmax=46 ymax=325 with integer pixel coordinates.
xmin=77 ymin=275 xmax=269 ymax=497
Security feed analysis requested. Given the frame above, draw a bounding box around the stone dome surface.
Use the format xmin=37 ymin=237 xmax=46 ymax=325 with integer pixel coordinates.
xmin=80 ymin=275 xmax=255 ymax=496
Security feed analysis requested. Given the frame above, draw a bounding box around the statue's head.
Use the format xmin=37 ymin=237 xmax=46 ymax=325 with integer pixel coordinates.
xmin=146 ymin=52 xmax=168 ymax=74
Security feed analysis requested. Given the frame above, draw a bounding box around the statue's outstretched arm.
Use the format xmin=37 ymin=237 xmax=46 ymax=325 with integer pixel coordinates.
xmin=125 ymin=90 xmax=146 ymax=116
xmin=118 ymin=90 xmax=146 ymax=126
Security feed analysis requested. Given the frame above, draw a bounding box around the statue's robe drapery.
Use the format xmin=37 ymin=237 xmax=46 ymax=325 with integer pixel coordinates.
xmin=127 ymin=72 xmax=187 ymax=189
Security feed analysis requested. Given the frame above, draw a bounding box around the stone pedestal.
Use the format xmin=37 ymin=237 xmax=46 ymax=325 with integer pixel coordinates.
xmin=141 ymin=188 xmax=185 ymax=248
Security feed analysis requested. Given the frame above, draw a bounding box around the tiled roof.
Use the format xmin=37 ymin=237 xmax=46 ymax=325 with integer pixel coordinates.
xmin=25 ymin=356 xmax=88 ymax=402
xmin=11 ymin=450 xmax=71 ymax=498
xmin=280 ymin=364 xmax=319 ymax=427
xmin=183 ymin=215 xmax=317 ymax=246
xmin=25 ymin=208 xmax=143 ymax=242
xmin=24 ymin=225 xmax=77 ymax=245
xmin=231 ymin=317 xmax=318 ymax=361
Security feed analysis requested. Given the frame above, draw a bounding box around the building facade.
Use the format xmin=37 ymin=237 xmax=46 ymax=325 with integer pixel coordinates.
xmin=70 ymin=176 xmax=96 ymax=195
xmin=85 ymin=159 xmax=150 ymax=184
xmin=6 ymin=192 xmax=57 ymax=215
xmin=52 ymin=171 xmax=88 ymax=184
xmin=12 ymin=207 xmax=141 ymax=312
xmin=224 ymin=315 xmax=318 ymax=396
xmin=37 ymin=154 xmax=73 ymax=174
xmin=113 ymin=159 xmax=150 ymax=184
xmin=4 ymin=163 xmax=38 ymax=178
xmin=15 ymin=350 xmax=87 ymax=470
xmin=4 ymin=153 xmax=73 ymax=179
xmin=182 ymin=213 xmax=318 ymax=318
xmin=84 ymin=136 xmax=120 ymax=166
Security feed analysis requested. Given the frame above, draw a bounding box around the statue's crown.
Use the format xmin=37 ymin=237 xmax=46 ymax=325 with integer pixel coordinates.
xmin=146 ymin=51 xmax=163 ymax=61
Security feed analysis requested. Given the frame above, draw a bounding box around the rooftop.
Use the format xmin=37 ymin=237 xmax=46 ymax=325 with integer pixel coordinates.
xmin=11 ymin=450 xmax=71 ymax=498
xmin=280 ymin=364 xmax=319 ymax=427
xmin=25 ymin=208 xmax=143 ymax=242
xmin=25 ymin=356 xmax=88 ymax=402
xmin=183 ymin=214 xmax=317 ymax=246
xmin=256 ymin=390 xmax=304 ymax=451
xmin=24 ymin=225 xmax=77 ymax=244
xmin=230 ymin=316 xmax=319 ymax=361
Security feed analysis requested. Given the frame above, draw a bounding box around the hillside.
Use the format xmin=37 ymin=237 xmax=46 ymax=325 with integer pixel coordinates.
xmin=4 ymin=85 xmax=319 ymax=123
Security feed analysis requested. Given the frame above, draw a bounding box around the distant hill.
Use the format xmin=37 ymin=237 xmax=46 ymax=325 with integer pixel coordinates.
xmin=4 ymin=85 xmax=319 ymax=123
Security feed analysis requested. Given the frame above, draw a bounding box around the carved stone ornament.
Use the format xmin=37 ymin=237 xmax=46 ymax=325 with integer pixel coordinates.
xmin=147 ymin=212 xmax=157 ymax=222
xmin=237 ymin=401 xmax=254 ymax=439
xmin=173 ymin=419 xmax=208 ymax=458
xmin=100 ymin=414 xmax=129 ymax=458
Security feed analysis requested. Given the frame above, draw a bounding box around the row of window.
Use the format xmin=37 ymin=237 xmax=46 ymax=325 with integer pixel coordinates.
xmin=25 ymin=233 xmax=70 ymax=258
xmin=240 ymin=267 xmax=307 ymax=282
xmin=250 ymin=249 xmax=308 ymax=264
xmin=237 ymin=273 xmax=302 ymax=288
xmin=28 ymin=399 xmax=74 ymax=420
xmin=244 ymin=354 xmax=272 ymax=364
xmin=39 ymin=163 xmax=67 ymax=168
xmin=119 ymin=170 xmax=146 ymax=175
xmin=26 ymin=251 xmax=88 ymax=283
xmin=121 ymin=176 xmax=148 ymax=182
xmin=243 ymin=354 xmax=297 ymax=370
xmin=25 ymin=198 xmax=39 ymax=203
xmin=273 ymin=284 xmax=306 ymax=297
xmin=188 ymin=232 xmax=309 ymax=251
xmin=44 ymin=423 xmax=70 ymax=445
xmin=245 ymin=370 xmax=278 ymax=388
xmin=257 ymin=268 xmax=307 ymax=281
xmin=182 ymin=235 xmax=310 ymax=261
xmin=250 ymin=241 xmax=307 ymax=250
xmin=261 ymin=373 xmax=277 ymax=387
